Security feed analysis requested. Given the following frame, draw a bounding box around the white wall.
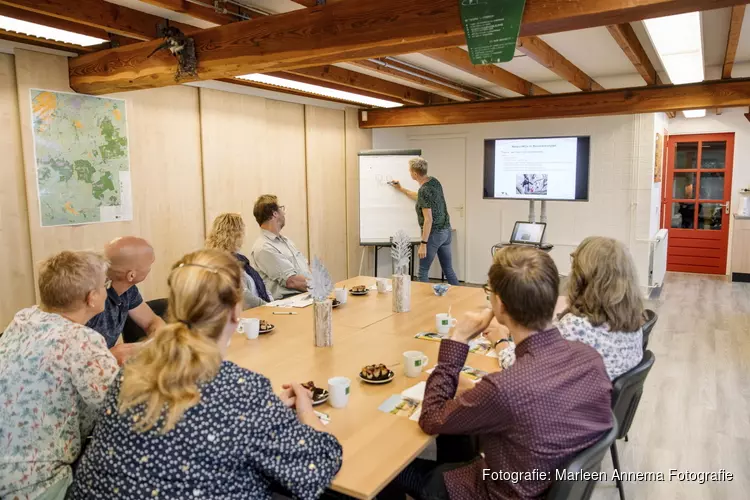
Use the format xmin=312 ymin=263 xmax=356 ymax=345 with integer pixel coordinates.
xmin=373 ymin=113 xmax=663 ymax=288
xmin=667 ymin=108 xmax=750 ymax=272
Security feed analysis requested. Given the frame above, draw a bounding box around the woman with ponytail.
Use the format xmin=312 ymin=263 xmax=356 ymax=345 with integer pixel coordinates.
xmin=557 ymin=236 xmax=644 ymax=380
xmin=69 ymin=249 xmax=342 ymax=500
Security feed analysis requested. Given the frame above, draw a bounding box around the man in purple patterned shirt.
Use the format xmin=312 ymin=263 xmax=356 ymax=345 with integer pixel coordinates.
xmin=384 ymin=246 xmax=613 ymax=500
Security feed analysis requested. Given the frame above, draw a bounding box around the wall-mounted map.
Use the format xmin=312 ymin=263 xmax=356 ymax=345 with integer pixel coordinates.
xmin=30 ymin=89 xmax=133 ymax=227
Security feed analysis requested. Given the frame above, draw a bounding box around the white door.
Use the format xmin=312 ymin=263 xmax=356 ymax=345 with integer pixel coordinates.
xmin=408 ymin=137 xmax=467 ymax=281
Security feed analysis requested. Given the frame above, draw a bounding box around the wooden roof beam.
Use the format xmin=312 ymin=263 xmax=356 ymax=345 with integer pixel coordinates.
xmin=358 ymin=78 xmax=750 ymax=128
xmin=69 ymin=0 xmax=750 ymax=95
xmin=517 ymin=36 xmax=603 ymax=91
xmin=722 ymin=5 xmax=746 ymax=79
xmin=606 ymin=23 xmax=675 ymax=117
xmin=348 ymin=58 xmax=483 ymax=101
xmin=0 ymin=4 xmax=111 ymax=41
xmin=0 ymin=29 xmax=99 ymax=53
xmin=422 ymin=47 xmax=548 ymax=96
xmin=0 ymin=0 xmax=196 ymax=40
xmin=284 ymin=65 xmax=431 ymax=105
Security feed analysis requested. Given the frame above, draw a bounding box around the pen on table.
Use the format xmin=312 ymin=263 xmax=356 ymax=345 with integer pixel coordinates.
xmin=273 ymin=312 xmax=298 ymax=315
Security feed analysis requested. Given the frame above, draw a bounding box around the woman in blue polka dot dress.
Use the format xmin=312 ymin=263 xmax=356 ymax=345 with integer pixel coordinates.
xmin=69 ymin=249 xmax=342 ymax=500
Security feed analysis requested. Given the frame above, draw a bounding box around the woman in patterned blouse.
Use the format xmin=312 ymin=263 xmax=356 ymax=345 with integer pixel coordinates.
xmin=0 ymin=251 xmax=119 ymax=500
xmin=69 ymin=249 xmax=342 ymax=500
xmin=557 ymin=236 xmax=644 ymax=380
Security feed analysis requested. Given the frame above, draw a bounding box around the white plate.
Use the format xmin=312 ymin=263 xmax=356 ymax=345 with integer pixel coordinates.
xmin=312 ymin=391 xmax=329 ymax=406
xmin=358 ymin=371 xmax=395 ymax=384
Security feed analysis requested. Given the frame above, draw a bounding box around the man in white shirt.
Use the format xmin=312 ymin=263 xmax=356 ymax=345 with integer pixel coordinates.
xmin=249 ymin=195 xmax=311 ymax=299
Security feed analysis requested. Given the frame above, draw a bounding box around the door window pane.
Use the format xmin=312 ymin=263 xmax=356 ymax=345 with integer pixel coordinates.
xmin=673 ymin=172 xmax=696 ymax=199
xmin=699 ymin=172 xmax=724 ymax=200
xmin=701 ymin=141 xmax=726 ymax=170
xmin=675 ymin=142 xmax=698 ymax=169
xmin=698 ymin=203 xmax=723 ymax=230
xmin=671 ymin=202 xmax=695 ymax=229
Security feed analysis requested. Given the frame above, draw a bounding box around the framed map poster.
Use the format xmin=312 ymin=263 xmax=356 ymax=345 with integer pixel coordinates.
xmin=30 ymin=89 xmax=133 ymax=227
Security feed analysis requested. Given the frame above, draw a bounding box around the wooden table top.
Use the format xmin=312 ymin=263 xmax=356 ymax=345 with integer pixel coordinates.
xmin=225 ymin=277 xmax=495 ymax=499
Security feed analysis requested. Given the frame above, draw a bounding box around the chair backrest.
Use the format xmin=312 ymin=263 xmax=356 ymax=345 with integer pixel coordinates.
xmin=611 ymin=350 xmax=655 ymax=439
xmin=641 ymin=309 xmax=658 ymax=350
xmin=546 ymin=416 xmax=618 ymax=500
xmin=121 ymin=298 xmax=168 ymax=343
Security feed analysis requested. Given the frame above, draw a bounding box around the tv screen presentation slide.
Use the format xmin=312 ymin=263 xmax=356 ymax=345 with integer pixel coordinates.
xmin=483 ymin=136 xmax=590 ymax=201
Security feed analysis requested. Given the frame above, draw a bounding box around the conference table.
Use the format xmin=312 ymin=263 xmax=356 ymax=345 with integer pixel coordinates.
xmin=226 ymin=276 xmax=498 ymax=500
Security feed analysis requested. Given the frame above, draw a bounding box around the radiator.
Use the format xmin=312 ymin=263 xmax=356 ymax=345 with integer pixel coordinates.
xmin=649 ymin=229 xmax=669 ymax=288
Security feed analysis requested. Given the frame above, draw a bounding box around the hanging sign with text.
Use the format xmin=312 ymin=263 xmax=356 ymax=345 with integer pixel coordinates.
xmin=459 ymin=0 xmax=527 ymax=64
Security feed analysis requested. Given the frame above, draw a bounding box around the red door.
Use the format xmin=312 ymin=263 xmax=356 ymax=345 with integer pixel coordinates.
xmin=662 ymin=133 xmax=734 ymax=274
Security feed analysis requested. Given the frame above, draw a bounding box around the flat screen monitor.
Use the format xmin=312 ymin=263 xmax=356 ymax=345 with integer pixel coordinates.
xmin=483 ymin=136 xmax=590 ymax=201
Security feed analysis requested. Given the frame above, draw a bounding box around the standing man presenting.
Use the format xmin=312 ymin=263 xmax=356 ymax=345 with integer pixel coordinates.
xmin=392 ymin=157 xmax=459 ymax=285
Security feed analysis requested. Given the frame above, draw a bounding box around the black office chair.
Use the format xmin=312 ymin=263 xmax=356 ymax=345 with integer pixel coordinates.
xmin=546 ymin=416 xmax=618 ymax=500
xmin=641 ymin=309 xmax=658 ymax=350
xmin=122 ymin=298 xmax=168 ymax=343
xmin=609 ymin=350 xmax=655 ymax=500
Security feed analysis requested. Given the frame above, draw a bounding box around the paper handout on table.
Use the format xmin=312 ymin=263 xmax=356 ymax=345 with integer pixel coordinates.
xmin=314 ymin=410 xmax=330 ymax=426
xmin=414 ymin=332 xmax=498 ymax=359
xmin=378 ymin=381 xmax=427 ymax=422
xmin=426 ymin=365 xmax=489 ymax=383
xmin=266 ymin=292 xmax=313 ymax=308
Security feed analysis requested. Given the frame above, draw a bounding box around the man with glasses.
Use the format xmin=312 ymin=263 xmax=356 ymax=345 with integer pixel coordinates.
xmin=87 ymin=236 xmax=165 ymax=364
xmin=250 ymin=195 xmax=311 ymax=299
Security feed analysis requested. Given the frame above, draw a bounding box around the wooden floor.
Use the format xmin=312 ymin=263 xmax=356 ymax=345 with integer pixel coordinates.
xmin=591 ymin=272 xmax=750 ymax=500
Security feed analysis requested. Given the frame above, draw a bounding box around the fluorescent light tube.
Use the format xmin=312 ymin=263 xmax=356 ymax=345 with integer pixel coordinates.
xmin=236 ymin=73 xmax=403 ymax=108
xmin=682 ymin=109 xmax=706 ymax=118
xmin=0 ymin=15 xmax=108 ymax=47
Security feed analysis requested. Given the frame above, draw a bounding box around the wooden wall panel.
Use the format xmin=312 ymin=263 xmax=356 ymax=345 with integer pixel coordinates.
xmin=0 ymin=53 xmax=34 ymax=327
xmin=14 ymin=49 xmax=204 ymax=300
xmin=344 ymin=107 xmax=373 ymax=278
xmin=199 ymin=88 xmax=309 ymax=257
xmin=305 ymin=106 xmax=348 ymax=282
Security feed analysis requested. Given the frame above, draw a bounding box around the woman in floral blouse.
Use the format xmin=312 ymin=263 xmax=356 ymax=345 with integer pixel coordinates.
xmin=0 ymin=251 xmax=119 ymax=500
xmin=69 ymin=249 xmax=342 ymax=500
xmin=557 ymin=236 xmax=644 ymax=380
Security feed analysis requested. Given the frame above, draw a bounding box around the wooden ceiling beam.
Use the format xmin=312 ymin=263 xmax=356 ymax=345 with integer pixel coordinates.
xmin=285 ymin=65 xmax=430 ymax=105
xmin=722 ymin=5 xmax=746 ymax=79
xmin=606 ymin=23 xmax=675 ymax=117
xmin=422 ymin=47 xmax=548 ymax=96
xmin=607 ymin=23 xmax=661 ymax=85
xmin=69 ymin=0 xmax=750 ymax=95
xmin=358 ymin=78 xmax=750 ymax=128
xmin=348 ymin=58 xmax=482 ymax=101
xmin=0 ymin=0 xmax=196 ymax=40
xmin=517 ymin=36 xmax=603 ymax=91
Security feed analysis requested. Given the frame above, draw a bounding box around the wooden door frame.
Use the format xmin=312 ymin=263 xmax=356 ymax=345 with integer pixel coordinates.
xmin=661 ymin=132 xmax=735 ymax=274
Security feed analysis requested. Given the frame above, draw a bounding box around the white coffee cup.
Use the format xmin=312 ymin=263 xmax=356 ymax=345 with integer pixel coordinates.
xmin=403 ymin=351 xmax=429 ymax=377
xmin=376 ymin=278 xmax=388 ymax=294
xmin=237 ymin=318 xmax=260 ymax=340
xmin=328 ymin=377 xmax=351 ymax=408
xmin=435 ymin=313 xmax=457 ymax=335
xmin=334 ymin=287 xmax=348 ymax=304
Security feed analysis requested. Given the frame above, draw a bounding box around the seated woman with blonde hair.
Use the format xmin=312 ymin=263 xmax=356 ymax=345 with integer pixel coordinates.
xmin=557 ymin=236 xmax=644 ymax=380
xmin=69 ymin=249 xmax=342 ymax=499
xmin=206 ymin=212 xmax=272 ymax=308
xmin=0 ymin=251 xmax=118 ymax=500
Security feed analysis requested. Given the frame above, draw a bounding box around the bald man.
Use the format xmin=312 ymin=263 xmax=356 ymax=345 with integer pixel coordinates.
xmin=86 ymin=237 xmax=165 ymax=362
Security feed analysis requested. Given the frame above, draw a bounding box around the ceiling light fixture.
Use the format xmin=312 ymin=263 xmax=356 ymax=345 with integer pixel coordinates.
xmin=643 ymin=12 xmax=705 ymax=119
xmin=0 ymin=16 xmax=108 ymax=47
xmin=682 ymin=109 xmax=707 ymax=118
xmin=236 ymin=73 xmax=403 ymax=108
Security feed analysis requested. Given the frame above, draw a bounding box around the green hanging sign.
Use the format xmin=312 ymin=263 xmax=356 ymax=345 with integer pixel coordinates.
xmin=459 ymin=0 xmax=527 ymax=65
